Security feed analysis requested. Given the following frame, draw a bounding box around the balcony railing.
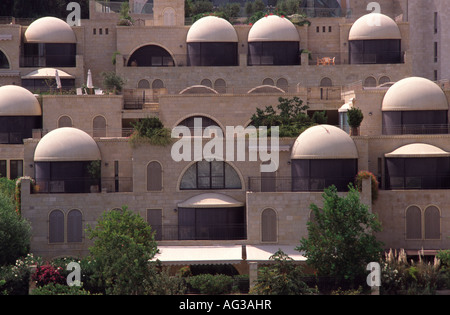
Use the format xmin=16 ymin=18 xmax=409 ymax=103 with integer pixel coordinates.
xmin=33 ymin=177 xmax=132 ymax=194
xmin=151 ymin=224 xmax=247 ymax=241
xmin=248 ymin=176 xmax=354 ymax=192
xmin=387 ymin=176 xmax=450 ymax=190
xmin=382 ymin=124 xmax=449 ymax=135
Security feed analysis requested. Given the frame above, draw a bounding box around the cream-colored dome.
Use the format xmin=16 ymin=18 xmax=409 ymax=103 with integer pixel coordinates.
xmin=187 ymin=16 xmax=238 ymax=43
xmin=385 ymin=143 xmax=450 ymax=158
xmin=291 ymin=125 xmax=358 ymax=159
xmin=349 ymin=13 xmax=401 ymax=41
xmin=0 ymin=85 xmax=41 ymax=116
xmin=34 ymin=127 xmax=101 ymax=162
xmin=382 ymin=77 xmax=448 ymax=111
xmin=248 ymin=15 xmax=299 ymax=42
xmin=24 ymin=17 xmax=76 ymax=43
xmin=178 ymin=193 xmax=244 ymax=208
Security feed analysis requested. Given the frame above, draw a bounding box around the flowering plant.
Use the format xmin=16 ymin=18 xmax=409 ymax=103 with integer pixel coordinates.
xmin=355 ymin=170 xmax=379 ymax=202
xmin=32 ymin=264 xmax=66 ymax=287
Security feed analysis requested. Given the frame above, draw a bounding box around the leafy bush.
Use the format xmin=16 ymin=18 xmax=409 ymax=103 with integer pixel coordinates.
xmin=187 ymin=274 xmax=234 ymax=295
xmin=32 ymin=264 xmax=65 ymax=287
xmin=31 ymin=283 xmax=92 ymax=295
xmin=129 ymin=117 xmax=172 ymax=147
xmin=0 ymin=193 xmax=31 ymax=265
xmin=252 ymin=250 xmax=317 ymax=295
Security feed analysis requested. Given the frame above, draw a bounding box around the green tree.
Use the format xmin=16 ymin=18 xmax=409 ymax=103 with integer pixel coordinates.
xmin=86 ymin=206 xmax=158 ymax=295
xmin=250 ymin=96 xmax=324 ymax=137
xmin=0 ymin=192 xmax=31 ymax=266
xmin=297 ymin=185 xmax=383 ymax=290
xmin=252 ymin=250 xmax=317 ymax=295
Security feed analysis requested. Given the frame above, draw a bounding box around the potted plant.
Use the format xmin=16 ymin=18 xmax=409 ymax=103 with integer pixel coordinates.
xmin=347 ymin=107 xmax=364 ymax=136
xmin=87 ymin=160 xmax=101 ymax=193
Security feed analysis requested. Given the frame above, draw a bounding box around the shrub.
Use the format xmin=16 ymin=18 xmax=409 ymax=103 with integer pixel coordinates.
xmin=32 ymin=264 xmax=66 ymax=287
xmin=129 ymin=117 xmax=172 ymax=147
xmin=31 ymin=283 xmax=92 ymax=295
xmin=355 ymin=170 xmax=379 ymax=202
xmin=187 ymin=274 xmax=234 ymax=295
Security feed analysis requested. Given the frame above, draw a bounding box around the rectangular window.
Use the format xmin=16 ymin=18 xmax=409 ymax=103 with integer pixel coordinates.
xmin=434 ymin=12 xmax=438 ymax=34
xmin=0 ymin=160 xmax=6 ymax=178
xmin=322 ymin=26 xmax=326 ymax=33
xmin=9 ymin=160 xmax=23 ymax=179
xmin=434 ymin=42 xmax=438 ymax=63
xmin=93 ymin=28 xmax=96 ymax=35
xmin=105 ymin=28 xmax=109 ymax=35
xmin=99 ymin=28 xmax=103 ymax=35
xmin=329 ymin=26 xmax=332 ymax=32
xmin=147 ymin=209 xmax=162 ymax=240
xmin=316 ymin=26 xmax=320 ymax=32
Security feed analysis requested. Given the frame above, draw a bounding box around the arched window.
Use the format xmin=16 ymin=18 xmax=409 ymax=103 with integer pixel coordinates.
xmin=58 ymin=115 xmax=72 ymax=128
xmin=177 ymin=115 xmax=221 ymax=133
xmin=262 ymin=78 xmax=274 ymax=86
xmin=147 ymin=161 xmax=162 ymax=191
xmin=163 ymin=7 xmax=175 ymax=26
xmin=93 ymin=115 xmax=106 ymax=137
xmin=201 ymin=79 xmax=212 ymax=88
xmin=138 ymin=79 xmax=150 ymax=89
xmin=0 ymin=50 xmax=9 ymax=69
xmin=406 ymin=206 xmax=422 ymax=240
xmin=214 ymin=79 xmax=226 ymax=93
xmin=261 ymin=208 xmax=277 ymax=242
xmin=276 ymin=78 xmax=288 ymax=92
xmin=320 ymin=77 xmax=332 ymax=87
xmin=67 ymin=209 xmax=82 ymax=243
xmin=364 ymin=76 xmax=377 ymax=87
xmin=180 ymin=161 xmax=242 ymax=190
xmin=152 ymin=79 xmax=164 ymax=89
xmin=379 ymin=76 xmax=391 ymax=85
xmin=424 ymin=206 xmax=440 ymax=239
xmin=49 ymin=210 xmax=64 ymax=243
xmin=127 ymin=45 xmax=174 ymax=67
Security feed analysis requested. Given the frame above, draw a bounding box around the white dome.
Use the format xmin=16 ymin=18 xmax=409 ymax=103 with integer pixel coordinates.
xmin=291 ymin=125 xmax=358 ymax=159
xmin=187 ymin=16 xmax=238 ymax=43
xmin=248 ymin=15 xmax=299 ymax=42
xmin=24 ymin=17 xmax=76 ymax=43
xmin=349 ymin=13 xmax=401 ymax=41
xmin=34 ymin=128 xmax=101 ymax=162
xmin=385 ymin=143 xmax=450 ymax=158
xmin=382 ymin=77 xmax=448 ymax=111
xmin=0 ymin=85 xmax=41 ymax=116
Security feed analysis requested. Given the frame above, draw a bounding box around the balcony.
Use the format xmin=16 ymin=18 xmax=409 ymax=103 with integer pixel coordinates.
xmin=150 ymin=224 xmax=247 ymax=241
xmin=33 ymin=177 xmax=133 ymax=194
xmin=248 ymin=176 xmax=355 ymax=192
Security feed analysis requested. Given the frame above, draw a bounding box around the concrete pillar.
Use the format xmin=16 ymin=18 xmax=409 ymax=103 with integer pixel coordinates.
xmin=248 ymin=262 xmax=259 ymax=291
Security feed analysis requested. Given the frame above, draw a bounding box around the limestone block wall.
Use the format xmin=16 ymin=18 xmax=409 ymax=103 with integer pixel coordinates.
xmin=41 ymin=95 xmax=123 ymax=137
xmin=374 ymin=189 xmax=450 ymax=251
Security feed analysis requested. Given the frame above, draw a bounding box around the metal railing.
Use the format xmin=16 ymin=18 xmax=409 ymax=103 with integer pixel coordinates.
xmin=33 ymin=177 xmax=132 ymax=194
xmin=152 ymin=224 xmax=247 ymax=241
xmin=248 ymin=176 xmax=354 ymax=192
xmin=387 ymin=176 xmax=450 ymax=190
xmin=382 ymin=124 xmax=449 ymax=135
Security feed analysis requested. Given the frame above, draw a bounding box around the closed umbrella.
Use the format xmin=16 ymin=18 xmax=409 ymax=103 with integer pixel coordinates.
xmin=55 ymin=69 xmax=62 ymax=93
xmin=87 ymin=69 xmax=93 ymax=94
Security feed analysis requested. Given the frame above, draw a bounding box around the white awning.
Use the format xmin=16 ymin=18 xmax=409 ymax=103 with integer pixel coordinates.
xmin=177 ymin=193 xmax=244 ymax=208
xmin=22 ymin=68 xmax=74 ymax=79
xmin=152 ymin=245 xmax=243 ymax=265
xmin=245 ymin=245 xmax=307 ymax=262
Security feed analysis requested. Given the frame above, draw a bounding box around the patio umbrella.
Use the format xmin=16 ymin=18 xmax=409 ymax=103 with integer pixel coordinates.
xmin=55 ymin=69 xmax=62 ymax=89
xmin=87 ymin=69 xmax=93 ymax=94
xmin=87 ymin=69 xmax=93 ymax=89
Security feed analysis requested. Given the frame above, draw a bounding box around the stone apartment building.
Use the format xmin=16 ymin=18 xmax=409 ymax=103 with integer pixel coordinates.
xmin=1 ymin=0 xmax=450 ymax=281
